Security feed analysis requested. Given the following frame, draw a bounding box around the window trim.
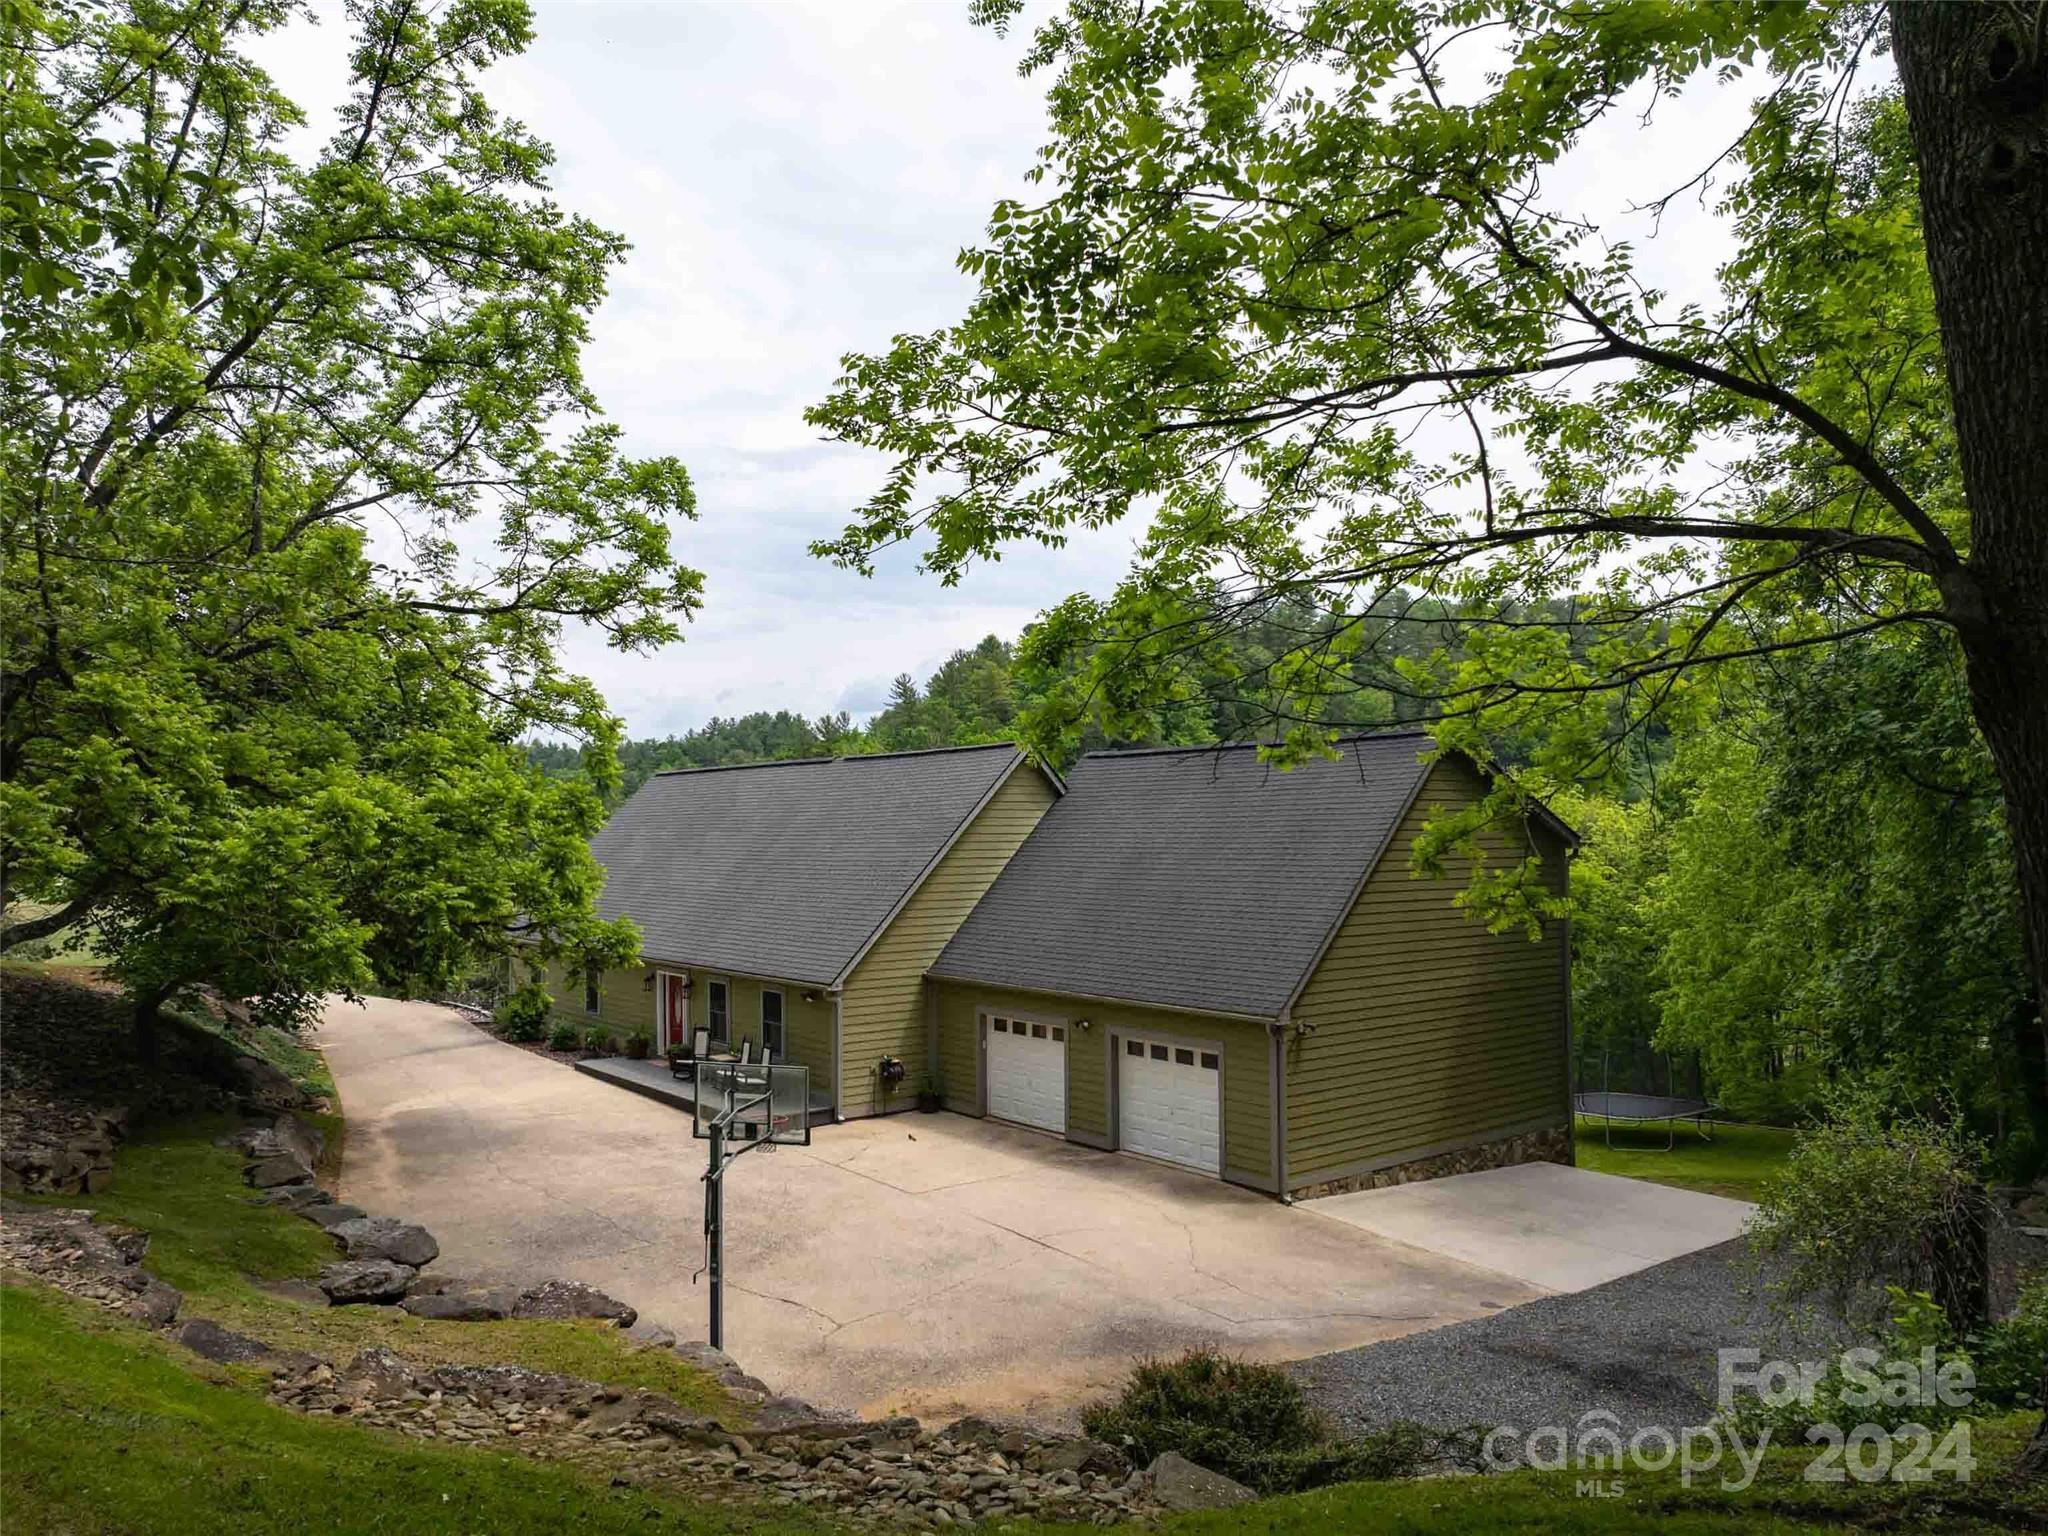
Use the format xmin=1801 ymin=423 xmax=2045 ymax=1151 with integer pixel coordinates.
xmin=760 ymin=986 xmax=786 ymax=1058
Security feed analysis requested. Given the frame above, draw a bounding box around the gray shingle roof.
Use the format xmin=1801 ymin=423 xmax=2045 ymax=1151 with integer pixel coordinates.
xmin=589 ymin=744 xmax=1031 ymax=985
xmin=928 ymin=735 xmax=1435 ymax=1019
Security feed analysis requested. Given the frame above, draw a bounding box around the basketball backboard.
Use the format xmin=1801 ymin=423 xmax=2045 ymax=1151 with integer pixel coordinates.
xmin=692 ymin=1061 xmax=810 ymax=1146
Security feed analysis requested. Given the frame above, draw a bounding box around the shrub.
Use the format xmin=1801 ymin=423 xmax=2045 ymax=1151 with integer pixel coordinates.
xmin=1729 ymin=1279 xmax=2045 ymax=1440
xmin=1969 ymin=1275 xmax=2048 ymax=1410
xmin=493 ymin=983 xmax=550 ymax=1044
xmin=623 ymin=1028 xmax=653 ymax=1060
xmin=1080 ymin=1350 xmax=1429 ymax=1493
xmin=546 ymin=1021 xmax=581 ymax=1053
xmin=581 ymin=1027 xmax=611 ymax=1055
xmin=1744 ymin=1084 xmax=1989 ymax=1331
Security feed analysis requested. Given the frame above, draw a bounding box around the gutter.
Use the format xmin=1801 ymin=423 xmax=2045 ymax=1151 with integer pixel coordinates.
xmin=921 ymin=970 xmax=1278 ymax=1028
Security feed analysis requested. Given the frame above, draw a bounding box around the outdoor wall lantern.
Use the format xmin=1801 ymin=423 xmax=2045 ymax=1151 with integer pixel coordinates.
xmin=1075 ymin=1018 xmax=1092 ymax=1031
xmin=801 ymin=990 xmax=822 ymax=1004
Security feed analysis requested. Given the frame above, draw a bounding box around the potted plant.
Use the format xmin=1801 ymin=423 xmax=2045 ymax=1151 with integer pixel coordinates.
xmin=624 ymin=1028 xmax=653 ymax=1061
xmin=916 ymin=1076 xmax=943 ymax=1114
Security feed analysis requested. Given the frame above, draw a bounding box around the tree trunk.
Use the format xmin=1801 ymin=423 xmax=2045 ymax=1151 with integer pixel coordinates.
xmin=1891 ymin=1 xmax=2048 ymax=1478
xmin=132 ymin=982 xmax=174 ymax=1064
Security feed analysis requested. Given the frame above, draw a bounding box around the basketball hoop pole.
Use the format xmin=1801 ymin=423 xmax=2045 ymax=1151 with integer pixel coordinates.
xmin=694 ymin=1065 xmax=807 ymax=1356
xmin=699 ymin=1087 xmax=770 ymax=1352
xmin=705 ymin=1119 xmax=725 ymax=1349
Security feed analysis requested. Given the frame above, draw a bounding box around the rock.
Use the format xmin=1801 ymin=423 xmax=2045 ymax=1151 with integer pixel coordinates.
xmin=512 ymin=1279 xmax=636 ymax=1328
xmin=940 ymin=1415 xmax=1011 ymax=1450
xmin=177 ymin=1317 xmax=272 ymax=1364
xmin=301 ymin=1201 xmax=368 ymax=1230
xmin=640 ymin=1409 xmax=728 ymax=1445
xmin=340 ymin=1347 xmax=418 ymax=1398
xmin=1143 ymin=1451 xmax=1255 ymax=1512
xmin=753 ymin=1414 xmax=871 ymax=1442
xmin=752 ymin=1396 xmax=849 ymax=1432
xmin=318 ymin=1259 xmax=417 ymax=1304
xmin=328 ymin=1216 xmax=439 ymax=1268
xmin=669 ymin=1340 xmax=738 ymax=1373
xmin=232 ymin=1053 xmax=302 ymax=1108
xmin=243 ymin=1152 xmax=314 ymax=1188
xmin=400 ymin=1289 xmax=514 ymax=1322
xmin=251 ymin=1184 xmax=333 ymax=1210
xmin=125 ymin=1275 xmax=184 ymax=1328
xmin=625 ymin=1319 xmax=677 ymax=1349
xmin=1031 ymin=1437 xmax=1130 ymax=1479
xmin=230 ymin=1113 xmax=325 ymax=1167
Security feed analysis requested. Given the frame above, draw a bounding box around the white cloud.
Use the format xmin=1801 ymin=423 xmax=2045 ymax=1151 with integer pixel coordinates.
xmin=246 ymin=3 xmax=1868 ymax=737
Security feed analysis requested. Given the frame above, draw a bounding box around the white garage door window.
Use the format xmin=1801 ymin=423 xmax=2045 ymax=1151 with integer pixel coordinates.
xmin=986 ymin=1015 xmax=1066 ymax=1134
xmin=1118 ymin=1037 xmax=1221 ymax=1174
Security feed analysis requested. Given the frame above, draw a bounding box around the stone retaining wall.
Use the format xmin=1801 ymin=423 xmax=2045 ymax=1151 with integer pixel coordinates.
xmin=1290 ymin=1123 xmax=1571 ymax=1201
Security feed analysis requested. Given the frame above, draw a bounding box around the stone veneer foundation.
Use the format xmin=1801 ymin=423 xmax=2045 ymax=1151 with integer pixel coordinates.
xmin=1289 ymin=1123 xmax=1572 ymax=1201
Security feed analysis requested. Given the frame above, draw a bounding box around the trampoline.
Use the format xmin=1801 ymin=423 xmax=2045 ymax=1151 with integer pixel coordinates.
xmin=1575 ymin=1054 xmax=1722 ymax=1149
xmin=1574 ymin=1090 xmax=1721 ymax=1149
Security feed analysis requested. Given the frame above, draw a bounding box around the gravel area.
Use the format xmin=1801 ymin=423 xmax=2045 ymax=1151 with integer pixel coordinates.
xmin=1291 ymin=1239 xmax=1855 ymax=1441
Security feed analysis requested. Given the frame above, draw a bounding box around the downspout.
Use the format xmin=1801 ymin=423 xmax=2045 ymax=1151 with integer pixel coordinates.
xmin=1271 ymin=1009 xmax=1292 ymax=1203
xmin=831 ymin=986 xmax=845 ymax=1122
xmin=1561 ymin=845 xmax=1576 ymax=1142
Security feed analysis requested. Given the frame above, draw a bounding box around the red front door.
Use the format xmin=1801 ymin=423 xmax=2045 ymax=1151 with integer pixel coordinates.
xmin=659 ymin=973 xmax=689 ymax=1053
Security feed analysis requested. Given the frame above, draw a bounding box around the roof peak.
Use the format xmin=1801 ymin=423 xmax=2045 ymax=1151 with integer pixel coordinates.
xmin=1079 ymin=731 xmax=1431 ymax=761
xmin=653 ymin=741 xmax=1020 ymax=778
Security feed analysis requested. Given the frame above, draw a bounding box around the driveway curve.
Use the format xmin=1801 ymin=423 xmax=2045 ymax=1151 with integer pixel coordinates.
xmin=320 ymin=995 xmax=1543 ymax=1424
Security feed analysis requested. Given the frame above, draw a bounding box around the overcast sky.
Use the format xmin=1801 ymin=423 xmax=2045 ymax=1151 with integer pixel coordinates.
xmin=258 ymin=2 xmax=1823 ymax=740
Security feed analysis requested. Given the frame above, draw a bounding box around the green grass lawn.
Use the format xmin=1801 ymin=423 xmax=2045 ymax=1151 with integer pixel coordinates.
xmin=16 ymin=1113 xmax=734 ymax=1407
xmin=0 ymin=1284 xmax=825 ymax=1536
xmin=6 ymin=1283 xmax=2040 ymax=1536
xmin=1575 ymin=1115 xmax=1798 ymax=1203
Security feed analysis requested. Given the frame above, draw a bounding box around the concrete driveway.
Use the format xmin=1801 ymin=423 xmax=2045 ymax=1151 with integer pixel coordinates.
xmin=1306 ymin=1161 xmax=1756 ymax=1292
xmin=320 ymin=996 xmax=1543 ymax=1424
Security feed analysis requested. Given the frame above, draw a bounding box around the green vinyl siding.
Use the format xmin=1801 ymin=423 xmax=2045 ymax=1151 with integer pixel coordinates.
xmin=677 ymin=972 xmax=833 ymax=1092
xmin=929 ymin=980 xmax=1275 ymax=1190
xmin=538 ymin=958 xmax=653 ymax=1045
xmin=1285 ymin=756 xmax=1570 ymax=1187
xmin=837 ymin=761 xmax=1058 ymax=1117
xmin=533 ymin=959 xmax=832 ymax=1092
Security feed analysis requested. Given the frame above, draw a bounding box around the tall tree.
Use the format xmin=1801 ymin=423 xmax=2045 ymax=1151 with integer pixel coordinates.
xmin=808 ymin=0 xmax=2047 ymax=1084
xmin=1 ymin=0 xmax=698 ymax=1026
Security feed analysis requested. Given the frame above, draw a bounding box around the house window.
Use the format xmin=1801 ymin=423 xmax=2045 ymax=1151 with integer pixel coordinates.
xmin=707 ymin=978 xmax=730 ymax=1044
xmin=761 ymin=988 xmax=785 ymax=1058
xmin=584 ymin=970 xmax=600 ymax=1015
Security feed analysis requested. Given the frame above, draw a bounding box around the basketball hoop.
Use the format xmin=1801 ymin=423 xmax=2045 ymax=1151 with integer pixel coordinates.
xmin=692 ymin=1060 xmax=809 ymax=1349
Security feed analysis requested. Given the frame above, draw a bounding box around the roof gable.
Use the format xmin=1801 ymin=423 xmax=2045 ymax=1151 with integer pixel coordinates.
xmin=590 ymin=744 xmax=1036 ymax=984
xmin=928 ymin=735 xmax=1437 ymax=1018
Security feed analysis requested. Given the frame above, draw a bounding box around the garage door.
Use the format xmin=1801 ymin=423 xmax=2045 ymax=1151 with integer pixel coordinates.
xmin=1118 ymin=1037 xmax=1221 ymax=1174
xmin=986 ymin=1015 xmax=1066 ymax=1134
